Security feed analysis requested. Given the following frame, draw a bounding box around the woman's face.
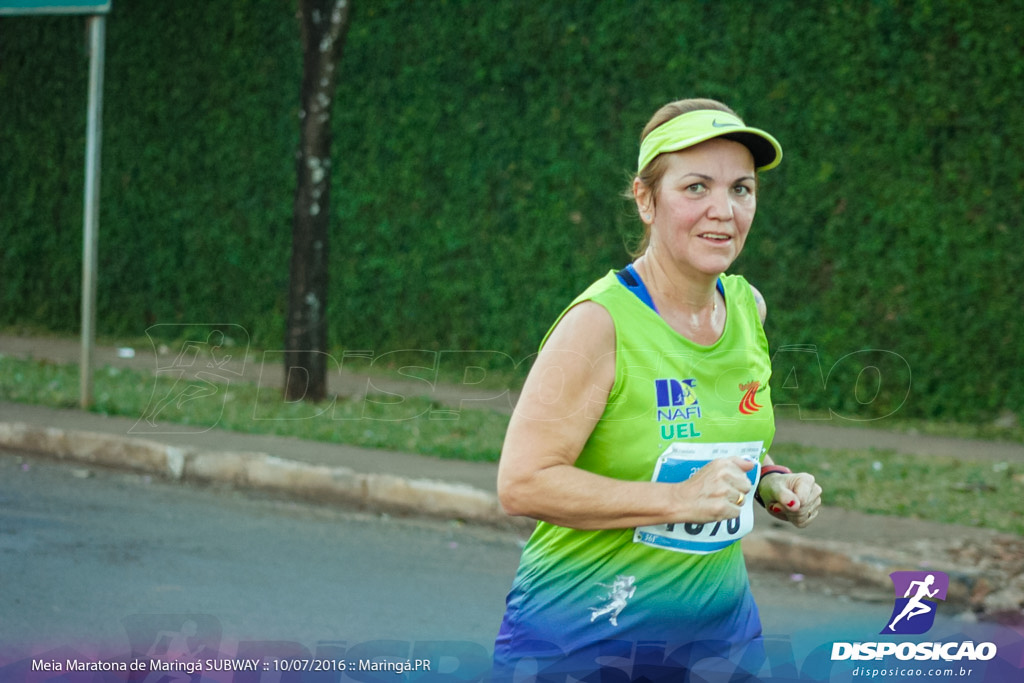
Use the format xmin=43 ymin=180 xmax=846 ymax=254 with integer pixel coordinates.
xmin=637 ymin=137 xmax=757 ymax=277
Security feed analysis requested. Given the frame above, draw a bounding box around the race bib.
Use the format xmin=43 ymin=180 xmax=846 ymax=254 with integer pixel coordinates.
xmin=633 ymin=441 xmax=762 ymax=555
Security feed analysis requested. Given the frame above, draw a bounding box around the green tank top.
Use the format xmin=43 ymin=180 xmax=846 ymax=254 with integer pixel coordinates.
xmin=494 ymin=269 xmax=776 ymax=664
xmin=550 ymin=269 xmax=775 ymax=483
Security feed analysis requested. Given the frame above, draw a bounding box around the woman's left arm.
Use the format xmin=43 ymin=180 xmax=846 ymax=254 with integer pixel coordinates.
xmin=749 ymin=283 xmax=768 ymax=324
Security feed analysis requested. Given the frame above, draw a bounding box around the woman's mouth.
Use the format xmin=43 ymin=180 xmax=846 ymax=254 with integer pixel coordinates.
xmin=699 ymin=232 xmax=732 ymax=243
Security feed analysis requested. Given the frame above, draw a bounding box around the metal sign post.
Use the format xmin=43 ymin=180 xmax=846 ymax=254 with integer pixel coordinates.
xmin=80 ymin=12 xmax=106 ymax=410
xmin=0 ymin=1 xmax=112 ymax=409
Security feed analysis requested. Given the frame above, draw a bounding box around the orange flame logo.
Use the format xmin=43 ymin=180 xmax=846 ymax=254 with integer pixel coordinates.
xmin=738 ymin=381 xmax=762 ymax=415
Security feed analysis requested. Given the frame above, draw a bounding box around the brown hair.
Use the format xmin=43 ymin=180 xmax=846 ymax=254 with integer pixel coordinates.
xmin=627 ymin=98 xmax=742 ymax=257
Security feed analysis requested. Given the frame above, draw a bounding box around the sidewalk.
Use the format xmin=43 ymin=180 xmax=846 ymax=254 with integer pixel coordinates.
xmin=1 ymin=335 xmax=1023 ymax=621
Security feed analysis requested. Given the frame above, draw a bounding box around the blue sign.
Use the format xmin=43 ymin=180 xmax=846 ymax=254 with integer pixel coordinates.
xmin=0 ymin=1 xmax=110 ymax=14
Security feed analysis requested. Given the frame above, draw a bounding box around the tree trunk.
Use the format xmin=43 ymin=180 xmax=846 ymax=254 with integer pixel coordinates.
xmin=285 ymin=0 xmax=352 ymax=402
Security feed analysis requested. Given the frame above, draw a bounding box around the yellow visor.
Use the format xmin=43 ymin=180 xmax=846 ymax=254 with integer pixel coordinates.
xmin=637 ymin=109 xmax=783 ymax=173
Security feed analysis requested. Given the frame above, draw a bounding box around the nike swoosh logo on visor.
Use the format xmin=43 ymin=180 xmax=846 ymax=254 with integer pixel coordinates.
xmin=711 ymin=119 xmax=739 ymax=128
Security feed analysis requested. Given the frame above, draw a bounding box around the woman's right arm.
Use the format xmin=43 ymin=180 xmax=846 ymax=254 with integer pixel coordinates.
xmin=496 ymin=301 xmax=753 ymax=530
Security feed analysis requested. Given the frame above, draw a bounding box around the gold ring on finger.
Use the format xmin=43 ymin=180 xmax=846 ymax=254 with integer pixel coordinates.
xmin=735 ymin=492 xmax=745 ymax=506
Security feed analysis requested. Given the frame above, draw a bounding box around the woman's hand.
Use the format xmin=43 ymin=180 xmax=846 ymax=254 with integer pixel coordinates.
xmin=673 ymin=456 xmax=756 ymax=523
xmin=758 ymin=471 xmax=822 ymax=528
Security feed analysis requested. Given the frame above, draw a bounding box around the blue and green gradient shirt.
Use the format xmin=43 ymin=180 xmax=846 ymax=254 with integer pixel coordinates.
xmin=493 ymin=270 xmax=775 ymax=680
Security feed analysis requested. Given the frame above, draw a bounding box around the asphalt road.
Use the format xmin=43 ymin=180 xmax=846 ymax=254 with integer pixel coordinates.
xmin=0 ymin=451 xmax=518 ymax=646
xmin=0 ymin=450 xmax=975 ymax=681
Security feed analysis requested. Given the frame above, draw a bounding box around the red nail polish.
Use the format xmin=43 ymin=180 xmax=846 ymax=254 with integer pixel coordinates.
xmin=787 ymin=500 xmax=797 ymax=508
xmin=770 ymin=505 xmax=783 ymax=515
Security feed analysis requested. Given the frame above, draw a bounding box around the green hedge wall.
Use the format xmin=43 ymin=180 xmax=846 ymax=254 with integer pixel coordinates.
xmin=2 ymin=0 xmax=1022 ymax=422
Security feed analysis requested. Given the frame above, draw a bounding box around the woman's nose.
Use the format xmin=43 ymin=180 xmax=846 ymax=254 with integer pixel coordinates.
xmin=706 ymin=189 xmax=734 ymax=220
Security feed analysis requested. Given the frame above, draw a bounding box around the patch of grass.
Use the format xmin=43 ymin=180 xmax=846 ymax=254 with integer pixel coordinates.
xmin=771 ymin=443 xmax=1024 ymax=535
xmin=0 ymin=356 xmax=509 ymax=463
xmin=2 ymin=355 xmax=1021 ymax=535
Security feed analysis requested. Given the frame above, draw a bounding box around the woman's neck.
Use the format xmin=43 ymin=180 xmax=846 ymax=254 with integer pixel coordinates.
xmin=634 ymin=252 xmax=719 ymax=313
xmin=633 ymin=251 xmax=724 ymax=343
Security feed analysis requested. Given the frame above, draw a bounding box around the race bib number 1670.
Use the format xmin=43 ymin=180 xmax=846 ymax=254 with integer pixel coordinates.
xmin=633 ymin=441 xmax=762 ymax=555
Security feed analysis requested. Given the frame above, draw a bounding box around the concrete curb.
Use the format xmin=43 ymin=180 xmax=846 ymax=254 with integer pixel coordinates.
xmin=0 ymin=421 xmax=511 ymax=528
xmin=0 ymin=421 xmax=187 ymax=479
xmin=2 ymin=420 xmax=1017 ymax=616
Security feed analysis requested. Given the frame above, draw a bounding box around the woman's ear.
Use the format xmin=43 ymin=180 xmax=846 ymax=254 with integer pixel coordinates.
xmin=633 ymin=177 xmax=653 ymax=224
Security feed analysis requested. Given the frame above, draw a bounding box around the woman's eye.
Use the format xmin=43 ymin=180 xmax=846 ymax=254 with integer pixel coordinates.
xmin=686 ymin=183 xmax=707 ymax=193
xmin=733 ymin=184 xmax=753 ymax=196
